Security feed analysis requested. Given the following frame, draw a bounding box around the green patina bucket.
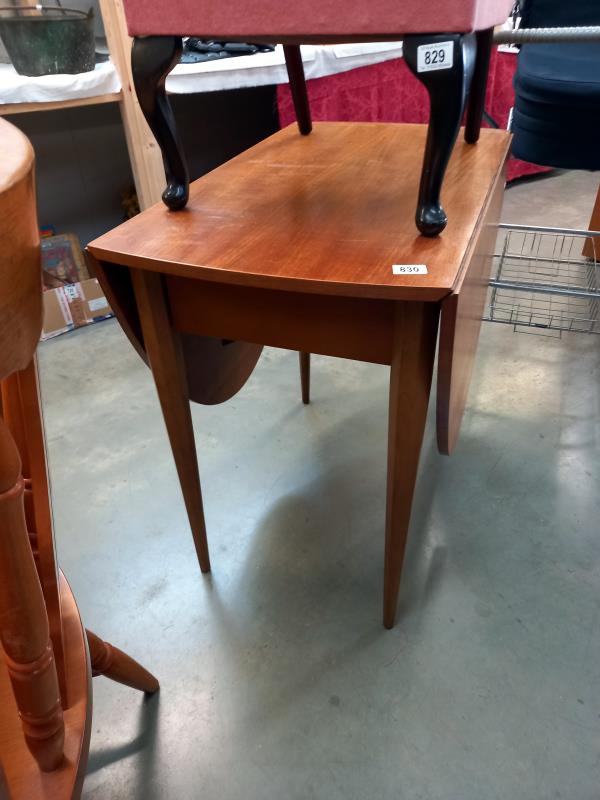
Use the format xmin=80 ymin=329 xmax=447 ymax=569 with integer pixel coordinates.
xmin=0 ymin=5 xmax=94 ymax=77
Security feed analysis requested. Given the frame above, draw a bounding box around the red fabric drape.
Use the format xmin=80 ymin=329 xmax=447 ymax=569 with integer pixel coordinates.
xmin=277 ymin=49 xmax=550 ymax=183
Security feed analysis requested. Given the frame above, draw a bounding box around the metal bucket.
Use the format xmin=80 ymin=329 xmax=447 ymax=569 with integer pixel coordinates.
xmin=0 ymin=5 xmax=94 ymax=77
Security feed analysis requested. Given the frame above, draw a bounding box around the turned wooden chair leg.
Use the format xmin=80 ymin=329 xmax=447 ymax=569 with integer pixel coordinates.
xmin=464 ymin=27 xmax=494 ymax=144
xmin=383 ymin=302 xmax=439 ymax=629
xmin=131 ymin=268 xmax=211 ymax=573
xmin=3 ymin=361 xmax=68 ymax=705
xmin=0 ymin=760 xmax=9 ymax=797
xmin=403 ymin=33 xmax=476 ymax=236
xmin=283 ymin=44 xmax=312 ymax=135
xmin=299 ymin=351 xmax=311 ymax=404
xmin=86 ymin=630 xmax=159 ymax=694
xmin=0 ymin=416 xmax=64 ymax=772
xmin=131 ymin=35 xmax=189 ymax=210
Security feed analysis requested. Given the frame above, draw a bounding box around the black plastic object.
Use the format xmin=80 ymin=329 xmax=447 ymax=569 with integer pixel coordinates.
xmin=520 ymin=0 xmax=599 ymax=27
xmin=512 ymin=0 xmax=600 ymax=170
xmin=0 ymin=5 xmax=94 ymax=77
xmin=181 ymin=38 xmax=274 ymax=64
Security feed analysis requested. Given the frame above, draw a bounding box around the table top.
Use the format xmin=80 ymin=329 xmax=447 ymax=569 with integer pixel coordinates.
xmin=89 ymin=122 xmax=511 ymax=302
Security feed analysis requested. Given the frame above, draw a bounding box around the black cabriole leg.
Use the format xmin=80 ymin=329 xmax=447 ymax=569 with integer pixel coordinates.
xmin=404 ymin=33 xmax=476 ymax=237
xmin=283 ymin=44 xmax=312 ymax=135
xmin=131 ymin=36 xmax=189 ymax=210
xmin=465 ymin=28 xmax=494 ymax=144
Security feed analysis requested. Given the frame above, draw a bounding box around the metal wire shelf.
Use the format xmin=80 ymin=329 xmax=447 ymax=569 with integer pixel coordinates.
xmin=485 ymin=224 xmax=600 ymax=335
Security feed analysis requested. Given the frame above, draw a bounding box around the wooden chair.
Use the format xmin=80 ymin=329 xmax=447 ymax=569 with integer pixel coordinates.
xmin=0 ymin=117 xmax=159 ymax=798
xmin=124 ymin=0 xmax=513 ymax=236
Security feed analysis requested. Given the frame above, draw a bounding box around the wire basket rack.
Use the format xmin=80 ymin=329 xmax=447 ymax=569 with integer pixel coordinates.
xmin=485 ymin=224 xmax=600 ymax=335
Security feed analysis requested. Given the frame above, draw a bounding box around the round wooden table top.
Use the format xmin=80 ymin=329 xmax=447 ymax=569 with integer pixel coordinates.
xmin=90 ymin=259 xmax=264 ymax=406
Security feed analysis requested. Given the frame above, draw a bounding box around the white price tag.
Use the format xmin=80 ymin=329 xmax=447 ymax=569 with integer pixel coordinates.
xmin=64 ymin=283 xmax=80 ymax=301
xmin=88 ymin=296 xmax=108 ymax=312
xmin=417 ymin=41 xmax=453 ymax=73
xmin=392 ymin=264 xmax=428 ymax=275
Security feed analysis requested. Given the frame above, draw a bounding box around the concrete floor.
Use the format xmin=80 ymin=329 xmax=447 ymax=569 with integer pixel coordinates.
xmin=38 ymin=171 xmax=600 ymax=800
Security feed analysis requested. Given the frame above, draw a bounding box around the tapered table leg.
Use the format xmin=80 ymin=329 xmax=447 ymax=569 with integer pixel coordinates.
xmin=299 ymin=352 xmax=311 ymax=405
xmin=383 ymin=302 xmax=439 ymax=629
xmin=283 ymin=45 xmax=313 ymax=135
xmin=131 ymin=269 xmax=211 ymax=573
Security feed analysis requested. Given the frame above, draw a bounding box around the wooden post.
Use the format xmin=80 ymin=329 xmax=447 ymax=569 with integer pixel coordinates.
xmin=99 ymin=0 xmax=167 ymax=210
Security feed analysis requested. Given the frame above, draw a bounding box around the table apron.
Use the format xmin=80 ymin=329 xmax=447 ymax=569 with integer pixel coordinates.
xmin=165 ymin=276 xmax=438 ymax=366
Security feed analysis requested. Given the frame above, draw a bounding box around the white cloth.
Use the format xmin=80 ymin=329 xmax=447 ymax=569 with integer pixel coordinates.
xmin=0 ymin=60 xmax=120 ymax=105
xmin=0 ymin=43 xmax=405 ymax=107
xmin=166 ymin=43 xmax=404 ymax=94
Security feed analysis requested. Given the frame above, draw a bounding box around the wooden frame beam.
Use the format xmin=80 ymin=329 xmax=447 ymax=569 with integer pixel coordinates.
xmin=98 ymin=0 xmax=166 ymax=210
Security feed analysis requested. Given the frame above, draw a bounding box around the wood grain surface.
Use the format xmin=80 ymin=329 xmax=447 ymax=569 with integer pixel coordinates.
xmin=131 ymin=269 xmax=211 ymax=572
xmin=436 ymin=159 xmax=506 ymax=455
xmin=90 ymin=258 xmax=264 ymax=406
xmin=87 ymin=122 xmax=512 ymax=624
xmin=86 ymin=631 xmax=159 ymax=694
xmin=0 ymin=414 xmax=65 ymax=775
xmin=1 ymin=363 xmax=67 ymax=705
xmin=0 ymin=572 xmax=91 ymax=800
xmin=0 ymin=119 xmax=41 ymax=387
xmin=582 ymin=183 xmax=600 ymax=259
xmin=0 ymin=116 xmax=156 ymax=797
xmin=384 ymin=301 xmax=439 ymax=628
xmin=88 ymin=123 xmax=511 ymax=302
xmin=166 ymin=277 xmax=394 ymax=365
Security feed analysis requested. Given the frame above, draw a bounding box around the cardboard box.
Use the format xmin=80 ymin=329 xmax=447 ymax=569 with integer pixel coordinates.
xmin=41 ymin=233 xmax=89 ymax=289
xmin=42 ymin=278 xmax=113 ymax=341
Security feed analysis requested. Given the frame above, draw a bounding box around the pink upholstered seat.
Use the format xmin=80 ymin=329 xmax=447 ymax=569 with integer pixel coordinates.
xmin=123 ymin=0 xmax=514 ymax=39
xmin=124 ymin=0 xmax=512 ymax=236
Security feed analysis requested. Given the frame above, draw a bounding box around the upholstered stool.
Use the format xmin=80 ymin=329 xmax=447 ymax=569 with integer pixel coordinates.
xmin=123 ymin=0 xmax=513 ymax=235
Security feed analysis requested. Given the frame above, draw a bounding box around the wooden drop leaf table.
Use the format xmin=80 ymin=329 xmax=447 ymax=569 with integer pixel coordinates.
xmin=88 ymin=122 xmax=510 ymax=629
